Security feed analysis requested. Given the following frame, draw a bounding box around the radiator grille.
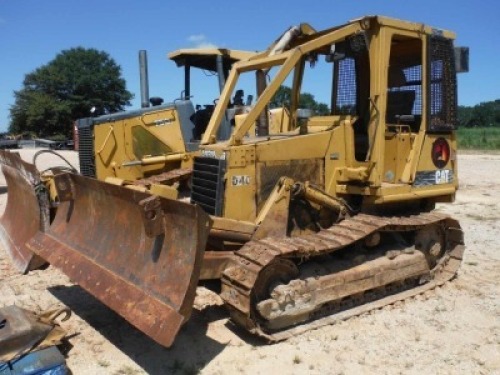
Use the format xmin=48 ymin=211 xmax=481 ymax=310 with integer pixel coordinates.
xmin=77 ymin=123 xmax=95 ymax=178
xmin=191 ymin=157 xmax=226 ymax=216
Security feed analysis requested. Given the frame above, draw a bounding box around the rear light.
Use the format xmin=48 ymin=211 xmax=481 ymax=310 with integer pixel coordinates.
xmin=432 ymin=138 xmax=450 ymax=169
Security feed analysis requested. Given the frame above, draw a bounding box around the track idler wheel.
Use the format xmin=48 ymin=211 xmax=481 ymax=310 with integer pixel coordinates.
xmin=252 ymin=259 xmax=299 ymax=325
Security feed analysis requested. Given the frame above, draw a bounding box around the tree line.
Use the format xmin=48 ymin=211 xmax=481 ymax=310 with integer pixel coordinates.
xmin=270 ymin=85 xmax=330 ymax=115
xmin=458 ymin=100 xmax=500 ymax=128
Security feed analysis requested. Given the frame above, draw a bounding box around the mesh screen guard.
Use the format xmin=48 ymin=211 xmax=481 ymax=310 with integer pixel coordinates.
xmin=428 ymin=35 xmax=458 ymax=132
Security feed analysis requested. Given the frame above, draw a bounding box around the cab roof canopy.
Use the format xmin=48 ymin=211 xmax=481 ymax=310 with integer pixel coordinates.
xmin=168 ymin=49 xmax=256 ymax=72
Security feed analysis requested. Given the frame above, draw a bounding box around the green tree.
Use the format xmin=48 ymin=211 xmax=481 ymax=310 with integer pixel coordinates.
xmin=458 ymin=99 xmax=500 ymax=128
xmin=458 ymin=105 xmax=474 ymax=127
xmin=9 ymin=47 xmax=133 ymax=137
xmin=270 ymin=85 xmax=330 ymax=115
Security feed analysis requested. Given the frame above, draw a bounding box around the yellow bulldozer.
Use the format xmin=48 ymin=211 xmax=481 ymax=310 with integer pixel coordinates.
xmin=0 ymin=16 xmax=468 ymax=347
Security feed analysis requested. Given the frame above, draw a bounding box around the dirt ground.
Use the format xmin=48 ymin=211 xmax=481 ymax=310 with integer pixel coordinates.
xmin=0 ymin=149 xmax=498 ymax=375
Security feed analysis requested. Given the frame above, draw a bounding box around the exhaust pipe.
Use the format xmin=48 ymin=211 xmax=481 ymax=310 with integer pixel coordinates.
xmin=139 ymin=50 xmax=150 ymax=108
xmin=216 ymin=55 xmax=226 ymax=94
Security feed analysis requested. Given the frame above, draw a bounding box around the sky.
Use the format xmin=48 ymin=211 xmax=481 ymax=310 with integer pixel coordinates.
xmin=1 ymin=0 xmax=499 ymax=132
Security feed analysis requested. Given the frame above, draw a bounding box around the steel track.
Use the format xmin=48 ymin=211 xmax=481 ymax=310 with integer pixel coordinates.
xmin=220 ymin=212 xmax=464 ymax=342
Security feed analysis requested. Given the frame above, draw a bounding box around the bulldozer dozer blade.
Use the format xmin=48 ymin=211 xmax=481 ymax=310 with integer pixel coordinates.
xmin=0 ymin=150 xmax=49 ymax=273
xmin=26 ymin=173 xmax=211 ymax=348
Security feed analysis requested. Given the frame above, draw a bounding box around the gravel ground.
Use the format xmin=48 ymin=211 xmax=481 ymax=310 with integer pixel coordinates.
xmin=0 ymin=149 xmax=498 ymax=375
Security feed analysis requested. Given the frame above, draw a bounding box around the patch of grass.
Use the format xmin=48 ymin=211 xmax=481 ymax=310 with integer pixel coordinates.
xmin=293 ymin=354 xmax=302 ymax=364
xmin=457 ymin=127 xmax=500 ymax=150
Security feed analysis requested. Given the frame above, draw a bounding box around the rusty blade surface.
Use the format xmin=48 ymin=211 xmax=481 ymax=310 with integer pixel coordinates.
xmin=0 ymin=150 xmax=48 ymax=273
xmin=26 ymin=173 xmax=211 ymax=347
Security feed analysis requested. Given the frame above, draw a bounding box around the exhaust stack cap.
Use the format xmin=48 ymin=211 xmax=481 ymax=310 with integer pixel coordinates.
xmin=150 ymin=97 xmax=164 ymax=106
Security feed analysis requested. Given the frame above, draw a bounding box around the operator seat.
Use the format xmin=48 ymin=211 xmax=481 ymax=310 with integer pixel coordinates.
xmin=386 ymin=90 xmax=416 ymax=124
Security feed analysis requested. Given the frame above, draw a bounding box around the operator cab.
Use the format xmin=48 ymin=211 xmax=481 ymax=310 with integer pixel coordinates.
xmin=168 ymin=49 xmax=255 ymax=147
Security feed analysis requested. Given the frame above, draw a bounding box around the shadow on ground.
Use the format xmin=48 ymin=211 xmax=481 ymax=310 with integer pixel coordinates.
xmin=49 ymin=285 xmax=227 ymax=374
